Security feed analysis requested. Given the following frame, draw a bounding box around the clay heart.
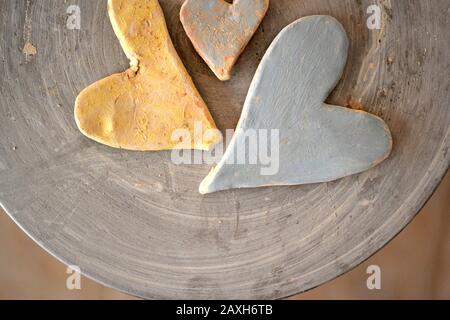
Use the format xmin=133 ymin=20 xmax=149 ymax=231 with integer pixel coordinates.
xmin=180 ymin=0 xmax=270 ymax=81
xmin=75 ymin=0 xmax=220 ymax=151
xmin=200 ymin=16 xmax=393 ymax=194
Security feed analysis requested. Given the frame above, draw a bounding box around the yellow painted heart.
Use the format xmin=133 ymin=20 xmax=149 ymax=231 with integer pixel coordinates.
xmin=75 ymin=0 xmax=220 ymax=151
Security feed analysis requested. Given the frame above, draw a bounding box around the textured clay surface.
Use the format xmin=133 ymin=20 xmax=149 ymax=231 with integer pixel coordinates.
xmin=0 ymin=0 xmax=448 ymax=300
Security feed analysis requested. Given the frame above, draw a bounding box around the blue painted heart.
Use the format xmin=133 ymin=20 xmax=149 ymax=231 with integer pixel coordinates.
xmin=200 ymin=16 xmax=393 ymax=194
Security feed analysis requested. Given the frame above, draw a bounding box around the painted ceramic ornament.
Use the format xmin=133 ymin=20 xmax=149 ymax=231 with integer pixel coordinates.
xmin=200 ymin=16 xmax=393 ymax=194
xmin=180 ymin=0 xmax=270 ymax=81
xmin=75 ymin=0 xmax=220 ymax=151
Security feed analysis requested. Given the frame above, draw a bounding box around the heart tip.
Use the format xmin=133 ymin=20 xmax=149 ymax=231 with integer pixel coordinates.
xmin=199 ymin=167 xmax=220 ymax=195
xmin=199 ymin=181 xmax=211 ymax=195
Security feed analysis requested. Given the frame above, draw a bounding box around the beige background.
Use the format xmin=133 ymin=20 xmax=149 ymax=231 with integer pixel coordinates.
xmin=0 ymin=172 xmax=448 ymax=300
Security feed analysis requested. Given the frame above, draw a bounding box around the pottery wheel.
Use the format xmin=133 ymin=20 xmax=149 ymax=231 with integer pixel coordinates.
xmin=0 ymin=0 xmax=448 ymax=299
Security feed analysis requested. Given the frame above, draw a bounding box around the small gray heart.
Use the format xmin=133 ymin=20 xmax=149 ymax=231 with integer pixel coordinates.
xmin=200 ymin=16 xmax=393 ymax=194
xmin=180 ymin=0 xmax=270 ymax=81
